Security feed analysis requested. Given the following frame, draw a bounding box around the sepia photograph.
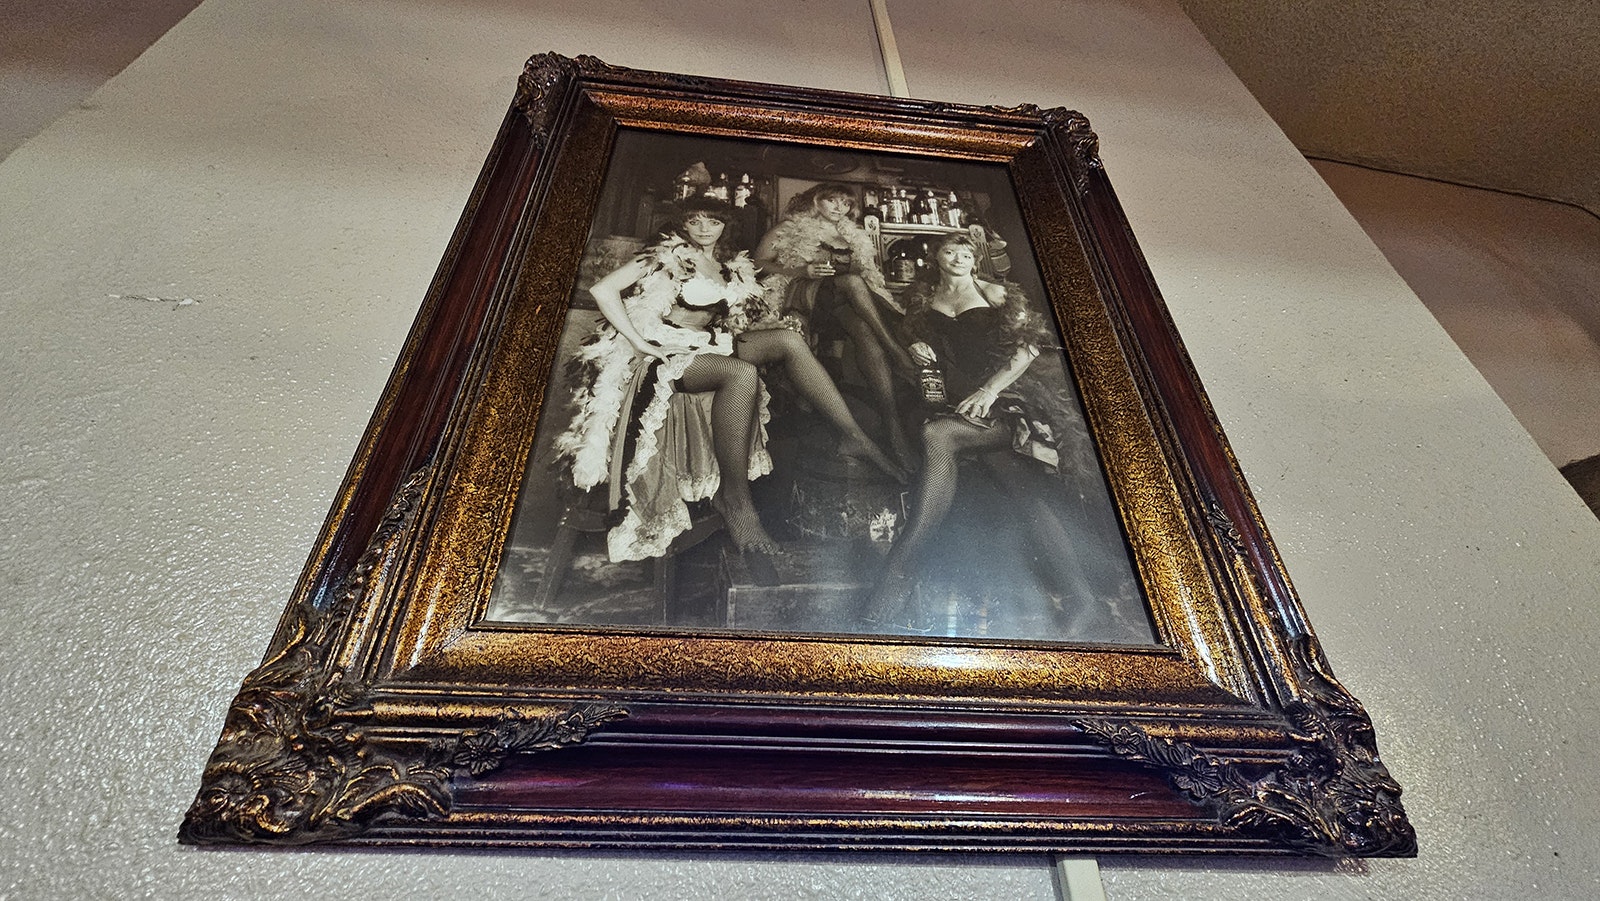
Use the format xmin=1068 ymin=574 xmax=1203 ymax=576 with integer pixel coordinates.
xmin=485 ymin=129 xmax=1156 ymax=645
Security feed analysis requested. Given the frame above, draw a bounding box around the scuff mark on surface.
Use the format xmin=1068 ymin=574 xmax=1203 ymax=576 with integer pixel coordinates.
xmin=108 ymin=293 xmax=199 ymax=309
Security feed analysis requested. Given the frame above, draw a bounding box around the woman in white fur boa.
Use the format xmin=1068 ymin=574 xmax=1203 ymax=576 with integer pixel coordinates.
xmin=755 ymin=183 xmax=915 ymax=466
xmin=555 ymin=198 xmax=900 ymax=569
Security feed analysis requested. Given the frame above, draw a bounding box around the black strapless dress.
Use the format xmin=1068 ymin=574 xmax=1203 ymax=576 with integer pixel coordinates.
xmin=909 ymin=305 xmax=1060 ymax=470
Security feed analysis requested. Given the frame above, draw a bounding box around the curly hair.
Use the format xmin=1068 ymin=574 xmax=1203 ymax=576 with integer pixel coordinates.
xmin=667 ymin=196 xmax=741 ymax=260
xmin=900 ymin=234 xmax=1051 ymax=352
xmin=780 ymin=182 xmax=856 ymax=220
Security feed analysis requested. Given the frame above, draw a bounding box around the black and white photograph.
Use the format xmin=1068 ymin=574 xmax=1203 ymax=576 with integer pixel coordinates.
xmin=485 ymin=129 xmax=1156 ymax=645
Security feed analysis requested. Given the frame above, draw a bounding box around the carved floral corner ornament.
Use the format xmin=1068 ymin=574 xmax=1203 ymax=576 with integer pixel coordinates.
xmin=1074 ymin=504 xmax=1415 ymax=857
xmin=514 ymin=52 xmax=581 ymax=144
xmin=179 ymin=469 xmax=626 ymax=845
xmin=1075 ymin=635 xmax=1414 ymax=857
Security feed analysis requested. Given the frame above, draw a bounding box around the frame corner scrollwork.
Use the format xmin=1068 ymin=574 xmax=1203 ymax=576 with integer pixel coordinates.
xmin=178 ymin=466 xmax=627 ymax=845
xmin=514 ymin=52 xmax=582 ymax=144
xmin=1045 ymin=108 xmax=1102 ymax=196
xmin=1075 ymin=631 xmax=1415 ymax=857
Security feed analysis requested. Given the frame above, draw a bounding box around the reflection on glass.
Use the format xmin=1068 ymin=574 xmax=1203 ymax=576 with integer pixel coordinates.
xmin=485 ymin=129 xmax=1157 ymax=646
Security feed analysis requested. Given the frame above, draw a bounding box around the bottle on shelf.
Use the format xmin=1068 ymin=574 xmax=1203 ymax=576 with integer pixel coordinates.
xmin=708 ymin=172 xmax=730 ymax=201
xmin=861 ymin=188 xmax=881 ymax=230
xmin=885 ymin=241 xmax=917 ymax=283
xmin=945 ymin=191 xmax=963 ymax=227
xmin=672 ymin=170 xmax=696 ymax=201
xmin=733 ymin=173 xmax=754 ymax=208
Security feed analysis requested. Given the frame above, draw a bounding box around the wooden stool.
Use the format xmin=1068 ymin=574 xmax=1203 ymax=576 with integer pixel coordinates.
xmin=536 ymin=488 xmax=726 ymax=624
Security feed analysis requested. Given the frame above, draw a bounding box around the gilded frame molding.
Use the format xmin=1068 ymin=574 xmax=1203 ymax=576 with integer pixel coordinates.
xmin=179 ymin=53 xmax=1414 ymax=856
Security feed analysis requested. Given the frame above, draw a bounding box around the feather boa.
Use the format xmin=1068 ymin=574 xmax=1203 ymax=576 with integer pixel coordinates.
xmin=552 ymin=236 xmax=771 ymax=561
xmin=758 ymin=214 xmax=898 ymax=317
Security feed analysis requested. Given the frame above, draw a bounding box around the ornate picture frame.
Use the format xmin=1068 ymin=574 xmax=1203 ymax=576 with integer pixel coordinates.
xmin=179 ymin=53 xmax=1415 ymax=856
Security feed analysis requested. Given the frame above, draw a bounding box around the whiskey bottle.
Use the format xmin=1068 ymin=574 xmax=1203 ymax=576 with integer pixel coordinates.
xmin=918 ymin=353 xmax=947 ymax=406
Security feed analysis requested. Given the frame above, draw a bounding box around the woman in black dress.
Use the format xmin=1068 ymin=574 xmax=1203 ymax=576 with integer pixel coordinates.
xmin=863 ymin=234 xmax=1102 ymax=631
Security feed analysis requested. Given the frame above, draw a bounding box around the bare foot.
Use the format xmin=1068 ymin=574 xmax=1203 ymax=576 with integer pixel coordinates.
xmin=840 ymin=433 xmax=907 ymax=483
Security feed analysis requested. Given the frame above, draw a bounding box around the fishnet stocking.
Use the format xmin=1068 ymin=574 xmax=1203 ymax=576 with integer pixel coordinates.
xmin=976 ymin=453 xmax=1098 ymax=605
xmin=885 ymin=416 xmax=1011 ymax=573
xmin=834 ymin=274 xmax=913 ymax=371
xmin=833 ymin=308 xmax=914 ymax=465
xmin=678 ymin=354 xmax=775 ymax=552
xmin=736 ymin=328 xmax=902 ymax=479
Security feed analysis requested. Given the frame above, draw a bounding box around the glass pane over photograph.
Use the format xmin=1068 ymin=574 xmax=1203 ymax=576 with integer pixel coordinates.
xmin=486 ymin=128 xmax=1157 ymax=645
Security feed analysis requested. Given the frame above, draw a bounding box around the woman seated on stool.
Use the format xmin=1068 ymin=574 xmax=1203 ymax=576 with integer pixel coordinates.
xmin=555 ymin=197 xmax=900 ymax=572
xmin=862 ymin=234 xmax=1100 ymax=629
xmin=755 ymin=183 xmax=915 ymax=467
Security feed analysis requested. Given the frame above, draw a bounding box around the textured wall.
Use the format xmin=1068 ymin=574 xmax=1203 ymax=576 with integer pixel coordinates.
xmin=1313 ymin=160 xmax=1600 ymax=468
xmin=2 ymin=0 xmax=1598 ymax=898
xmin=1177 ymin=0 xmax=1600 ymax=217
xmin=0 ymin=0 xmax=203 ymax=159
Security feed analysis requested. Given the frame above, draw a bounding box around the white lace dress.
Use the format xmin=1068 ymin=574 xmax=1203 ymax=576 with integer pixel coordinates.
xmin=553 ymin=237 xmax=772 ymax=562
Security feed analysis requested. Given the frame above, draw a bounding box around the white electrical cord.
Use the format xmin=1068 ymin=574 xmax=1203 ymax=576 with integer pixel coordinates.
xmin=867 ymin=0 xmax=909 ymax=98
xmin=864 ymin=4 xmax=1109 ymax=898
